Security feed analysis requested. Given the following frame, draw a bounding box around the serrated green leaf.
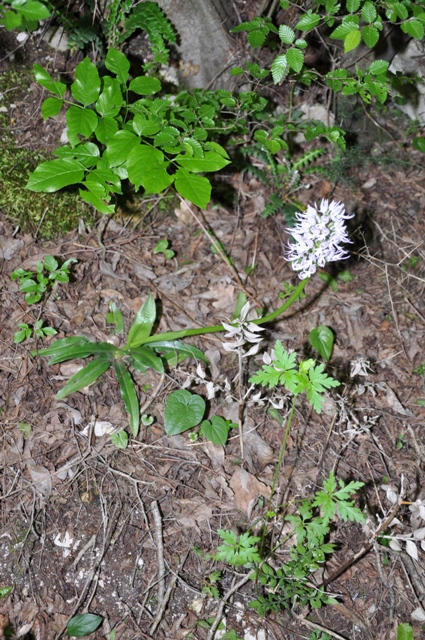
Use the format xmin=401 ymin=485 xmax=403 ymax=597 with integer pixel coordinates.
xmin=330 ymin=20 xmax=359 ymax=39
xmin=111 ymin=430 xmax=128 ymax=449
xmin=344 ymin=28 xmax=361 ymax=52
xmin=402 ymin=19 xmax=424 ymax=40
xmin=271 ymin=54 xmax=288 ymax=84
xmin=248 ymin=29 xmax=266 ymax=48
xmin=286 ymin=48 xmax=304 ymax=72
xmin=105 ymin=47 xmax=130 ymax=84
xmin=279 ymin=24 xmax=295 ymax=44
xmin=295 ymin=11 xmax=320 ymax=31
xmin=41 ymin=97 xmax=63 ymax=119
xmin=67 ymin=613 xmax=103 ymax=637
xmin=174 ymin=168 xmax=211 ymax=209
xmin=26 ymin=159 xmax=85 ymax=192
xmin=114 ymin=361 xmax=139 ymax=436
xmin=129 ymin=76 xmax=162 ymax=95
xmin=309 ymin=326 xmax=334 ymax=361
xmin=361 ymin=1 xmax=377 ymax=23
xmin=66 ymin=105 xmax=98 ymax=146
xmin=362 ymin=25 xmax=379 ymax=48
xmin=164 ymin=390 xmax=205 ymax=436
xmin=346 ymin=0 xmax=360 ymax=11
xmin=126 ymin=293 xmax=156 ymax=348
xmin=56 ymin=358 xmax=111 ymax=399
xmin=71 ymin=57 xmax=101 ymax=106
xmin=367 ymin=59 xmax=389 ymax=75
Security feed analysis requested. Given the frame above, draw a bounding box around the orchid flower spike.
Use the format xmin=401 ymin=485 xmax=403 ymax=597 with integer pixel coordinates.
xmin=285 ymin=199 xmax=354 ymax=280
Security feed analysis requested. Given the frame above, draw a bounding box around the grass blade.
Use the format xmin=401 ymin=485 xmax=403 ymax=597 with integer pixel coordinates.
xmin=56 ymin=358 xmax=111 ymax=399
xmin=114 ymin=361 xmax=140 ymax=436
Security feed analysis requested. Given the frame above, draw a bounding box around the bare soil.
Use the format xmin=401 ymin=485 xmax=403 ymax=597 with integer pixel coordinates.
xmin=1 ymin=5 xmax=425 ymax=640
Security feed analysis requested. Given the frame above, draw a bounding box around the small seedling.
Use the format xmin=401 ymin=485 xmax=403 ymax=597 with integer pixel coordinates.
xmin=202 ymin=570 xmax=221 ymax=599
xmin=18 ymin=422 xmax=33 ymax=438
xmin=14 ymin=320 xmax=57 ymax=343
xmin=154 ymin=238 xmax=175 ymax=259
xmin=11 ymin=255 xmax=76 ymax=304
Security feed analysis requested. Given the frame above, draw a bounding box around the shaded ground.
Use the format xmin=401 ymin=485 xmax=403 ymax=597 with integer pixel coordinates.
xmin=1 ymin=7 xmax=425 ymax=640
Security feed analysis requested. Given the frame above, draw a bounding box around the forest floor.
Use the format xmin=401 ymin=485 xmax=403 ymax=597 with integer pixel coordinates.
xmin=1 ymin=3 xmax=425 ymax=640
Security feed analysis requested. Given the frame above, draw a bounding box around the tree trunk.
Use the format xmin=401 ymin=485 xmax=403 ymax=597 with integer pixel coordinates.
xmin=156 ymin=0 xmax=239 ymax=90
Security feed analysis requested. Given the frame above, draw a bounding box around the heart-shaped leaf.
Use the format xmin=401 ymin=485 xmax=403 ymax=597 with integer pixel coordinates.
xmin=201 ymin=416 xmax=234 ymax=446
xmin=309 ymin=325 xmax=335 ymax=362
xmin=164 ymin=390 xmax=205 ymax=436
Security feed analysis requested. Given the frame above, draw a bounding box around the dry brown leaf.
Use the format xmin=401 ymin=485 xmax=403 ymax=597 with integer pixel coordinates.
xmin=27 ymin=460 xmax=52 ymax=502
xmin=230 ymin=468 xmax=271 ymax=515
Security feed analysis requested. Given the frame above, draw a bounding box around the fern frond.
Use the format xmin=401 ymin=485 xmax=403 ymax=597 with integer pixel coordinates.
xmin=291 ymin=148 xmax=325 ymax=171
xmin=120 ymin=1 xmax=177 ymax=48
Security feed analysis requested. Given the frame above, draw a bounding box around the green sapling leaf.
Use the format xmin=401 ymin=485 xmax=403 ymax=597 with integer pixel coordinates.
xmin=126 ymin=293 xmax=156 ymax=349
xmin=66 ymin=613 xmax=103 ymax=637
xmin=55 ymin=358 xmax=112 ymax=399
xmin=200 ymin=416 xmax=235 ymax=446
xmin=174 ymin=168 xmax=211 ymax=209
xmin=129 ymin=76 xmax=162 ymax=95
xmin=26 ymin=159 xmax=85 ymax=192
xmin=111 ymin=430 xmax=129 ymax=449
xmin=114 ymin=361 xmax=140 ymax=436
xmin=105 ymin=48 xmax=130 ymax=84
xmin=164 ymin=390 xmax=205 ymax=436
xmin=33 ymin=64 xmax=66 ymax=97
xmin=309 ymin=326 xmax=335 ymax=361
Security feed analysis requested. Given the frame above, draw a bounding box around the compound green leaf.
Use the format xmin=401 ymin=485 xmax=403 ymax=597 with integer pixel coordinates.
xmin=80 ymin=182 xmax=115 ymax=214
xmin=174 ymin=168 xmax=211 ymax=209
xmin=129 ymin=76 xmax=162 ymax=95
xmin=126 ymin=293 xmax=156 ymax=349
xmin=67 ymin=613 xmax=103 ymax=637
xmin=105 ymin=47 xmax=130 ymax=84
xmin=71 ymin=57 xmax=101 ymax=106
xmin=56 ymin=358 xmax=111 ymax=399
xmin=95 ymin=77 xmax=123 ymax=118
xmin=164 ymin=390 xmax=205 ymax=436
xmin=95 ymin=116 xmax=119 ymax=144
xmin=17 ymin=0 xmax=50 ymax=21
xmin=41 ymin=97 xmax=63 ymax=119
xmin=344 ymin=29 xmax=361 ymax=53
xmin=362 ymin=25 xmax=379 ymax=48
xmin=106 ymin=130 xmax=139 ymax=167
xmin=114 ymin=361 xmax=139 ymax=436
xmin=66 ymin=105 xmax=98 ymax=146
xmin=175 ymin=151 xmax=230 ymax=173
xmin=309 ymin=325 xmax=335 ymax=361
xmin=287 ymin=48 xmax=304 ymax=72
xmin=33 ymin=64 xmax=66 ymax=97
xmin=26 ymin=159 xmax=85 ymax=192
xmin=279 ymin=24 xmax=295 ymax=44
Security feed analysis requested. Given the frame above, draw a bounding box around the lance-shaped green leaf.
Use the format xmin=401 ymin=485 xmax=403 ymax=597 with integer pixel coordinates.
xmin=26 ymin=159 xmax=86 ymax=192
xmin=32 ymin=335 xmax=89 ymax=358
xmin=45 ymin=342 xmax=117 ymax=364
xmin=175 ymin=151 xmax=230 ymax=173
xmin=71 ymin=57 xmax=101 ymax=106
xmin=130 ymin=346 xmax=165 ymax=373
xmin=125 ymin=293 xmax=156 ymax=349
xmin=114 ymin=361 xmax=139 ymax=436
xmin=56 ymin=358 xmax=112 ymax=399
xmin=67 ymin=613 xmax=103 ymax=637
xmin=164 ymin=390 xmax=205 ymax=436
xmin=174 ymin=168 xmax=211 ymax=209
xmin=148 ymin=340 xmax=208 ymax=366
xmin=33 ymin=64 xmax=66 ymax=97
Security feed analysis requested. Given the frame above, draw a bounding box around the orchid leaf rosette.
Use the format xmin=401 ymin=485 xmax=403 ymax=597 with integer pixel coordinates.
xmin=286 ymin=200 xmax=354 ymax=279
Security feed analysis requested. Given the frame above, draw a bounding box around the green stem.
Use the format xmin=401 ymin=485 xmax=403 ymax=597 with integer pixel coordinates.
xmin=141 ymin=278 xmax=308 ymax=345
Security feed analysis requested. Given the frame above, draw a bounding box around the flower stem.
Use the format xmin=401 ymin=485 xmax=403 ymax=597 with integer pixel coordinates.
xmin=141 ymin=278 xmax=308 ymax=345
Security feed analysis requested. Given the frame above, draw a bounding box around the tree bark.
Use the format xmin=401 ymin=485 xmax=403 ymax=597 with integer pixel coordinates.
xmin=156 ymin=0 xmax=239 ymax=90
